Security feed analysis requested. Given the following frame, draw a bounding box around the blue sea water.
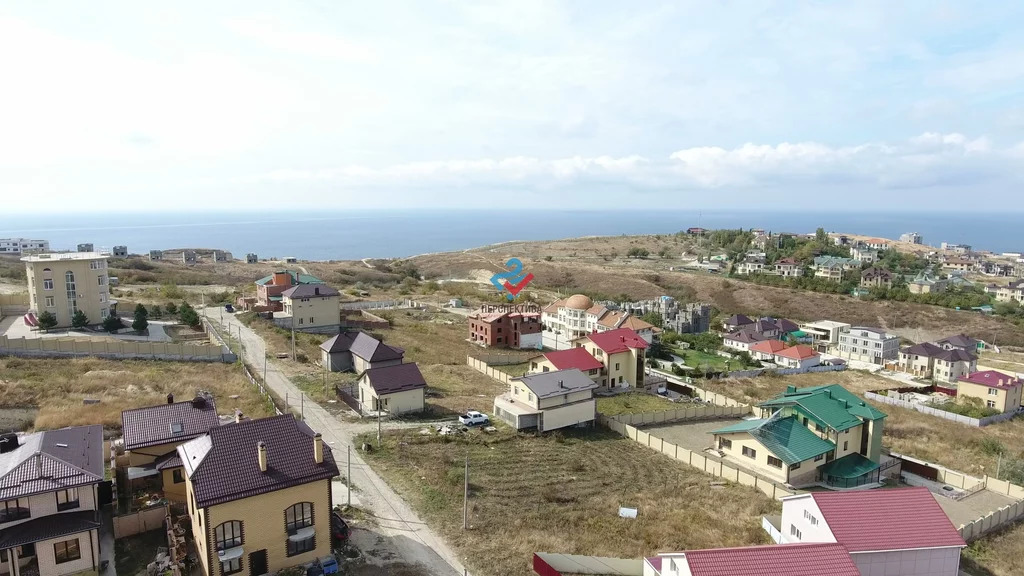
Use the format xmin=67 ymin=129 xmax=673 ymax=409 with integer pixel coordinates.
xmin=0 ymin=210 xmax=1021 ymax=261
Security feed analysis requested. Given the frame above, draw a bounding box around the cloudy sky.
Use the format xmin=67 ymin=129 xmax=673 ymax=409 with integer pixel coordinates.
xmin=2 ymin=1 xmax=1023 ymax=213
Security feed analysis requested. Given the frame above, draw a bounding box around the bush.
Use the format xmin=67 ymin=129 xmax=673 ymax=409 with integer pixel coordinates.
xmin=103 ymin=314 xmax=124 ymax=333
xmin=165 ymin=302 xmax=178 ymax=315
xmin=37 ymin=311 xmax=58 ymax=331
xmin=132 ymin=304 xmax=149 ymax=332
xmin=179 ymin=302 xmax=201 ymax=328
xmin=71 ymin=310 xmax=89 ymax=328
xmin=161 ymin=283 xmax=185 ymax=300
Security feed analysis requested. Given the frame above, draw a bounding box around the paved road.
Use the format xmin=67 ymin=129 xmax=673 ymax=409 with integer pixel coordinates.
xmin=202 ymin=309 xmax=468 ymax=576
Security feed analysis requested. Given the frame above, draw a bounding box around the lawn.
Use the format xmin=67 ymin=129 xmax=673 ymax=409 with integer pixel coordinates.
xmin=495 ymin=361 xmax=532 ymax=377
xmin=358 ymin=427 xmax=779 ymax=576
xmin=676 ymin=349 xmax=730 ymax=371
xmin=0 ymin=357 xmax=275 ymax=430
xmin=597 ymin=392 xmax=677 ymax=416
xmin=963 ymin=519 xmax=1024 ymax=576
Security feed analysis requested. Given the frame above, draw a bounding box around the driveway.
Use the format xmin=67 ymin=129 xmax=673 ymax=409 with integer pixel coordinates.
xmin=201 ymin=308 xmax=467 ymax=576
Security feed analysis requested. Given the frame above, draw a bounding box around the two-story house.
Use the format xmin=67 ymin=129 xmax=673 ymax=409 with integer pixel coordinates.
xmin=711 ymin=384 xmax=887 ymax=488
xmin=177 ymin=415 xmax=339 ymax=576
xmin=0 ymin=425 xmax=104 ymax=576
xmin=859 ymin=267 xmax=892 ymax=289
xmin=991 ymin=280 xmax=1024 ymax=303
xmin=908 ymin=270 xmax=947 ymax=294
xmin=734 ymin=255 xmax=766 ymax=275
xmin=528 ymin=348 xmax=604 ymax=384
xmin=836 ymin=326 xmax=899 ymax=365
xmin=467 ymin=311 xmax=542 ymax=349
xmin=357 ymin=363 xmax=427 ymax=415
xmin=277 ymin=285 xmax=340 ymax=333
xmin=899 ymin=340 xmax=978 ymax=384
xmin=850 ymin=246 xmax=878 ymax=264
xmin=812 ymin=256 xmax=857 ymax=282
xmin=253 ymin=271 xmax=325 ymax=312
xmin=493 ymin=369 xmax=598 ymax=432
xmin=774 ymin=258 xmax=803 ymax=277
xmin=120 ymin=393 xmax=220 ymax=502
xmin=572 ymin=328 xmax=649 ymax=389
xmin=350 ymin=332 xmax=404 ymax=374
xmin=957 ymin=371 xmax=1023 ymax=413
xmin=595 ymin=312 xmax=659 ymax=344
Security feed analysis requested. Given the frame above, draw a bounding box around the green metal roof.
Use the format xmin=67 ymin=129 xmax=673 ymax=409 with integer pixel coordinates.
xmin=759 ymin=384 xmax=885 ymax=432
xmin=748 ymin=416 xmax=836 ymax=465
xmin=711 ymin=419 xmax=767 ymax=435
xmin=817 ymin=452 xmax=880 ymax=480
xmin=254 ymin=270 xmax=324 ymax=286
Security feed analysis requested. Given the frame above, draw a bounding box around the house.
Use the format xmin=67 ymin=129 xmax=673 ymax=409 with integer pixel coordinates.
xmin=937 ymin=333 xmax=980 ymax=352
xmin=990 ymin=280 xmax=1024 ymax=303
xmin=493 ymin=369 xmax=597 ymax=432
xmin=76 ymin=243 xmax=93 ymax=252
xmin=957 ymin=371 xmax=1023 ymax=413
xmin=319 ymin=332 xmax=357 ymax=372
xmin=644 ymin=543 xmax=859 ymax=576
xmin=812 ymin=256 xmax=857 ymax=282
xmin=899 ymin=232 xmax=923 ymax=244
xmin=836 ymin=326 xmax=899 ymax=365
xmin=686 ymin=227 xmax=707 ymax=235
xmin=722 ymin=314 xmax=754 ymax=332
xmin=864 ymin=238 xmax=889 ymax=250
xmin=213 ymin=251 xmax=231 ymax=263
xmin=859 ymin=267 xmax=892 ymax=289
xmin=775 ymin=487 xmax=966 ymax=576
xmin=120 ymin=393 xmax=220 ymax=502
xmin=798 ymin=320 xmax=850 ymax=350
xmin=112 ymin=245 xmax=128 ymax=257
xmin=0 ymin=238 xmax=49 ymax=255
xmin=942 ymin=258 xmax=975 ymax=274
xmin=275 ymin=285 xmax=341 ymax=333
xmin=908 ymin=270 xmax=947 ymax=294
xmin=774 ymin=345 xmax=821 ymax=369
xmin=711 ymin=384 xmax=886 ymax=488
xmin=572 ymin=328 xmax=648 ymax=389
xmin=254 ymin=271 xmax=325 ymax=312
xmin=528 ymin=348 xmax=604 ymax=383
xmin=22 ymin=252 xmax=114 ymax=328
xmin=467 ymin=310 xmax=542 ymax=349
xmin=595 ymin=311 xmax=660 ymax=344
xmin=723 ymin=330 xmax=768 ymax=352
xmin=0 ymin=425 xmax=104 ymax=576
xmin=182 ymin=250 xmax=197 ymax=264
xmin=899 ymin=338 xmax=978 ymax=384
xmin=177 ymin=415 xmax=339 ymax=576
xmin=850 ymin=246 xmax=877 ymax=264
xmin=319 ymin=331 xmax=404 ymax=373
xmin=734 ymin=255 xmax=766 ymax=275
xmin=540 ymin=294 xmax=608 ymax=350
xmin=774 ymin=258 xmax=803 ymax=277
xmin=245 ymin=253 xmax=258 ymax=264
xmin=357 ymin=363 xmax=426 ymax=415
xmin=749 ymin=340 xmax=787 ymax=362
xmin=941 ymin=242 xmax=972 ymax=253
xmin=149 ymin=250 xmax=163 ymax=261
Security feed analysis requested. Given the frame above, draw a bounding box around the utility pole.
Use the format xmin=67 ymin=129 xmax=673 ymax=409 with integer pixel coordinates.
xmin=376 ymin=408 xmax=382 ymax=446
xmin=462 ymin=454 xmax=469 ymax=530
xmin=291 ymin=314 xmax=296 ymax=361
xmin=301 ymin=394 xmax=304 ymax=419
xmin=263 ymin=355 xmax=267 ymax=385
xmin=347 ymin=445 xmax=352 ymax=509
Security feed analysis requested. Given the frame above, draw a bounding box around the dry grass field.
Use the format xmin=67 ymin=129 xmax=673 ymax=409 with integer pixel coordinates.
xmin=0 ymin=357 xmax=275 ymax=430
xmin=963 ymin=519 xmax=1024 ymax=576
xmin=597 ymin=392 xmax=679 ymax=416
xmin=358 ymin=426 xmax=779 ymax=576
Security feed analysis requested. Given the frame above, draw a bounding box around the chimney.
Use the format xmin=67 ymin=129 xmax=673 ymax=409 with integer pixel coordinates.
xmin=558 ymin=380 xmax=565 ymax=389
xmin=257 ymin=441 xmax=268 ymax=472
xmin=167 ymin=392 xmax=174 ymax=404
xmin=313 ymin=433 xmax=324 ymax=464
xmin=314 ymin=287 xmax=320 ymax=296
xmin=235 ymin=410 xmax=244 ymax=424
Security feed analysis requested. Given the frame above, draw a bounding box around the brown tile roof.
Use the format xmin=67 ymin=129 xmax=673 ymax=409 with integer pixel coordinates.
xmin=350 ymin=332 xmax=404 ymax=363
xmin=596 ymin=310 xmax=625 ymax=328
xmin=0 ymin=425 xmax=104 ymax=501
xmin=363 ymin=363 xmax=428 ymax=395
xmin=121 ymin=396 xmax=220 ymax=451
xmin=0 ymin=510 xmax=100 ymax=549
xmin=542 ymin=298 xmax=566 ymax=314
xmin=617 ymin=315 xmax=656 ymax=332
xmin=179 ymin=414 xmax=338 ymax=508
xmin=282 ymin=284 xmax=340 ymax=299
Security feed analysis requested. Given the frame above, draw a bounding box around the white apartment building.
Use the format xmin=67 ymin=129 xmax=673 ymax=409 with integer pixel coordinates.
xmin=836 ymin=326 xmax=899 ymax=365
xmin=22 ymin=253 xmax=113 ymax=328
xmin=541 ymin=294 xmax=607 ymax=350
xmin=0 ymin=238 xmax=49 ymax=255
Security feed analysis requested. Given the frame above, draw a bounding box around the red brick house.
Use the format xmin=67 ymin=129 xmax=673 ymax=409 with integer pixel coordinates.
xmin=468 ymin=311 xmax=542 ymax=349
xmin=252 ymin=270 xmax=325 ymax=312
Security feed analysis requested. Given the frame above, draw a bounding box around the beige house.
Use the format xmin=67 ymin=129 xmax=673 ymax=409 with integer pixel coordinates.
xmin=178 ymin=415 xmax=339 ymax=576
xmin=859 ymin=267 xmax=892 ymax=289
xmin=898 ymin=341 xmax=977 ymax=384
xmin=908 ymin=271 xmax=947 ymax=294
xmin=120 ymin=393 xmax=221 ymax=503
xmin=22 ymin=252 xmax=113 ymax=328
xmin=850 ymin=246 xmax=877 ymax=263
xmin=528 ymin=348 xmax=604 ymax=383
xmin=773 ymin=258 xmax=802 ymax=277
xmin=279 ymin=285 xmax=340 ymax=332
xmin=836 ymin=326 xmax=899 ymax=365
xmin=493 ymin=369 xmax=597 ymax=432
xmin=357 ymin=363 xmax=426 ymax=415
xmin=991 ymin=280 xmax=1024 ymax=303
xmin=0 ymin=425 xmax=104 ymax=576
xmin=957 ymin=371 xmax=1023 ymax=413
xmin=571 ymin=328 xmax=648 ymax=389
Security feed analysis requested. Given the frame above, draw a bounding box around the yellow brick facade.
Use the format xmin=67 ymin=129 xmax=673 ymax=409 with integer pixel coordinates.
xmin=958 ymin=381 xmax=1023 ymax=413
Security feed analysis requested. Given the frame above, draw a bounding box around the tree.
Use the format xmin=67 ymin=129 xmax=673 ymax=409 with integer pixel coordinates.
xmin=132 ymin=304 xmax=149 ymax=332
xmin=815 ymin=227 xmax=828 ymax=244
xmin=627 ymin=247 xmax=650 ymax=259
xmin=165 ymin=302 xmax=178 ymax=315
xmin=103 ymin=314 xmax=124 ymax=333
xmin=37 ymin=311 xmax=57 ymax=331
xmin=150 ymin=304 xmax=163 ymax=318
xmin=71 ymin=309 xmax=89 ymax=328
xmin=640 ymin=311 xmax=664 ymax=328
xmin=179 ymin=302 xmax=201 ymax=328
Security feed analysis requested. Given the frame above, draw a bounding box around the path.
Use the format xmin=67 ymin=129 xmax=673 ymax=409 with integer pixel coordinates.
xmin=201 ymin=308 xmax=468 ymax=576
xmin=360 ymin=258 xmax=375 ymax=269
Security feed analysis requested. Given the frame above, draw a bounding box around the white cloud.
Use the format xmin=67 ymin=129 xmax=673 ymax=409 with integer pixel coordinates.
xmin=225 ymin=16 xmax=374 ymax=62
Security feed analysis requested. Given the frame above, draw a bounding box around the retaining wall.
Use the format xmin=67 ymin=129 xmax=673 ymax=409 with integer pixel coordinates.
xmin=467 ymin=356 xmax=514 ymax=384
xmin=0 ymin=335 xmax=233 ymax=362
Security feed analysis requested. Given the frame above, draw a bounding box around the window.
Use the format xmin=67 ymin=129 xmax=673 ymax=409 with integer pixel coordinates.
xmin=618 ymin=376 xmax=623 ymax=384
xmin=0 ymin=498 xmax=30 ymax=522
xmin=43 ymin=278 xmax=53 ymax=290
xmin=815 ymin=423 xmax=824 ymax=433
xmin=741 ymin=446 xmax=756 ymax=459
xmin=989 ymin=388 xmax=999 ymax=396
xmin=298 ymin=318 xmax=304 ymax=325
xmin=719 ymin=438 xmax=732 ymax=450
xmin=53 ymin=539 xmax=81 ymax=564
xmin=309 ymin=317 xmax=314 ymax=324
xmin=767 ymin=456 xmax=783 ymax=468
xmin=803 ymin=510 xmax=818 ymax=525
xmin=790 ymin=461 xmax=801 ymax=470
xmin=285 ymin=502 xmax=315 ymax=556
xmin=987 ymin=400 xmax=997 ymax=408
xmin=843 ymin=441 xmax=848 ymax=452
xmin=528 ymin=393 xmax=534 ymax=401
xmin=790 ymin=524 xmax=802 ymax=539
xmin=814 ymin=454 xmax=824 ymax=462
xmin=215 ymin=521 xmax=244 ymax=550
xmin=614 ymin=362 xmax=620 ymax=370
xmin=173 ymin=469 xmax=185 ymax=484
xmin=65 ymin=271 xmax=77 ymax=316
xmin=56 ymin=488 xmax=79 ymax=511
xmin=45 ymin=296 xmax=54 ymax=308
xmin=98 ymin=276 xmax=106 ymax=285
xmin=90 ymin=261 xmax=102 ymax=270
xmin=222 ymin=557 xmax=242 ymax=575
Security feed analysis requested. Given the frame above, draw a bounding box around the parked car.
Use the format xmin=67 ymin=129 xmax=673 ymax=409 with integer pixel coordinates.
xmin=458 ymin=410 xmax=490 ymax=426
xmin=224 ymin=304 xmax=234 ymax=313
xmin=331 ymin=510 xmax=349 ymax=543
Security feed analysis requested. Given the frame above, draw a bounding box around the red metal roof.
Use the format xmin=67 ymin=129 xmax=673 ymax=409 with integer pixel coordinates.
xmin=959 ymin=370 xmax=1022 ymax=390
xmin=751 ymin=340 xmax=788 ymax=354
xmin=776 ymin=345 xmax=819 ymax=361
xmin=583 ymin=327 xmax=649 ymax=354
xmin=543 ymin=348 xmax=603 ymax=371
xmin=680 ymin=543 xmax=860 ymax=576
xmin=811 ymin=487 xmax=966 ymax=552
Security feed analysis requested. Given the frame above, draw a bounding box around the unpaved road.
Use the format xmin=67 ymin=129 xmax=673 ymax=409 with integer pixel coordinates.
xmin=202 ymin=308 xmax=468 ymax=576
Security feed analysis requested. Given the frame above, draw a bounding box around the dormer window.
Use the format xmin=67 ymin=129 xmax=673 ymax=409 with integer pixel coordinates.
xmin=170 ymin=422 xmax=184 ymax=434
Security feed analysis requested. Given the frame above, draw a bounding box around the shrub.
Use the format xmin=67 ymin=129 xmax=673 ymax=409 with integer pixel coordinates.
xmin=37 ymin=311 xmax=58 ymax=331
xmin=71 ymin=310 xmax=89 ymax=328
xmin=102 ymin=314 xmax=124 ymax=333
xmin=165 ymin=302 xmax=178 ymax=315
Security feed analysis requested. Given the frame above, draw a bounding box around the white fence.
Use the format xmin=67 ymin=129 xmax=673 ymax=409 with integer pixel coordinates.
xmin=865 ymin=391 xmax=1019 ymax=427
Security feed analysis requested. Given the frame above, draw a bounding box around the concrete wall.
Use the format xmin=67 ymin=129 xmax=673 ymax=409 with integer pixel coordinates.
xmin=0 ymin=292 xmax=30 ymax=318
xmin=866 ymin=391 xmax=1019 ymax=427
xmin=113 ymin=505 xmax=169 ymax=538
xmin=0 ymin=335 xmax=232 ymax=362
xmin=541 ymin=400 xmax=596 ymax=431
xmin=533 ymin=552 xmax=643 ymax=575
xmin=851 ymin=548 xmax=961 ymax=576
xmin=466 ymin=356 xmax=513 ymax=384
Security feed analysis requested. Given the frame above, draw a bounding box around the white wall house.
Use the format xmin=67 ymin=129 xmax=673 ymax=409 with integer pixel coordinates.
xmin=836 ymin=326 xmax=899 ymax=365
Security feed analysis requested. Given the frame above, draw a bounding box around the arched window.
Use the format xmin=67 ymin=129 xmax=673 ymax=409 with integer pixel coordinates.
xmin=214 ymin=520 xmax=243 ymax=549
xmin=284 ymin=502 xmax=315 ymax=556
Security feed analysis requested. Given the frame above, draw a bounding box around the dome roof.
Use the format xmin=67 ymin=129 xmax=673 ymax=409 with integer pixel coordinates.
xmin=564 ymin=294 xmax=594 ymax=310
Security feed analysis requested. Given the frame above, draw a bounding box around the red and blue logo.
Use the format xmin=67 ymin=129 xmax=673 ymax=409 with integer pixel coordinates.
xmin=490 ymin=258 xmax=534 ymax=301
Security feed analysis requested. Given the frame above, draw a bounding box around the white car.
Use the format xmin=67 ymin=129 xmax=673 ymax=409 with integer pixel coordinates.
xmin=458 ymin=411 xmax=490 ymax=426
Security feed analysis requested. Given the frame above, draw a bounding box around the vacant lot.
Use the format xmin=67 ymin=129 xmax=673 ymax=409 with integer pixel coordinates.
xmin=0 ymin=357 xmax=275 ymax=430
xmin=359 ymin=427 xmax=778 ymax=576
xmin=963 ymin=519 xmax=1024 ymax=576
xmin=379 ymin=309 xmax=473 ymax=366
xmin=420 ymin=364 xmax=508 ymax=416
xmin=596 ymin=392 xmax=678 ymax=416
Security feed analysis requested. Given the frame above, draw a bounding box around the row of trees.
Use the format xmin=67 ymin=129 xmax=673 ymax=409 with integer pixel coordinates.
xmin=35 ymin=301 xmax=201 ymax=332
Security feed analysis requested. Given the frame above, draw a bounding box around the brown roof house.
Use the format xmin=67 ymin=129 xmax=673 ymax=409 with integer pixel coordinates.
xmin=318 ymin=331 xmax=404 ymax=373
xmin=357 ymin=363 xmax=427 ymax=416
xmin=120 ymin=393 xmax=220 ymax=502
xmin=860 ymin=267 xmax=893 ymax=289
xmin=177 ymin=415 xmax=339 ymax=576
xmin=0 ymin=425 xmax=104 ymax=576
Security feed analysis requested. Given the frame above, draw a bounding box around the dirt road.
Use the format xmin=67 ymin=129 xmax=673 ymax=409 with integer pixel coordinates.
xmin=202 ymin=308 xmax=468 ymax=576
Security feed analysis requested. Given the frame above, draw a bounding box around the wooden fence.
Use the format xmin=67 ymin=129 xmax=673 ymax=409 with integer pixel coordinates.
xmin=0 ymin=335 xmax=233 ymax=362
xmin=865 ymin=391 xmax=1019 ymax=427
xmin=467 ymin=356 xmax=514 ymax=384
xmin=114 ymin=504 xmax=169 ymax=538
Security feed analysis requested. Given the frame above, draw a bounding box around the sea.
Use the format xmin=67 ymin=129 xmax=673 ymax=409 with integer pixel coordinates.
xmin=0 ymin=210 xmax=1021 ymax=261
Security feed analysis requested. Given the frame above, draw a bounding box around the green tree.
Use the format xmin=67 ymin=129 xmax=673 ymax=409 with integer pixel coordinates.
xmin=37 ymin=311 xmax=58 ymax=331
xmin=71 ymin=309 xmax=89 ymax=328
xmin=627 ymin=247 xmax=650 ymax=259
xmin=179 ymin=302 xmax=201 ymax=328
xmin=640 ymin=311 xmax=663 ymax=328
xmin=815 ymin=227 xmax=828 ymax=244
xmin=103 ymin=314 xmax=124 ymax=333
xmin=132 ymin=303 xmax=149 ymax=332
xmin=165 ymin=302 xmax=178 ymax=315
xmin=150 ymin=304 xmax=163 ymax=318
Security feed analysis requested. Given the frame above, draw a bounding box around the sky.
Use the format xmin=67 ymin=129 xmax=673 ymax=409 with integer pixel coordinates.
xmin=2 ymin=0 xmax=1024 ymax=213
